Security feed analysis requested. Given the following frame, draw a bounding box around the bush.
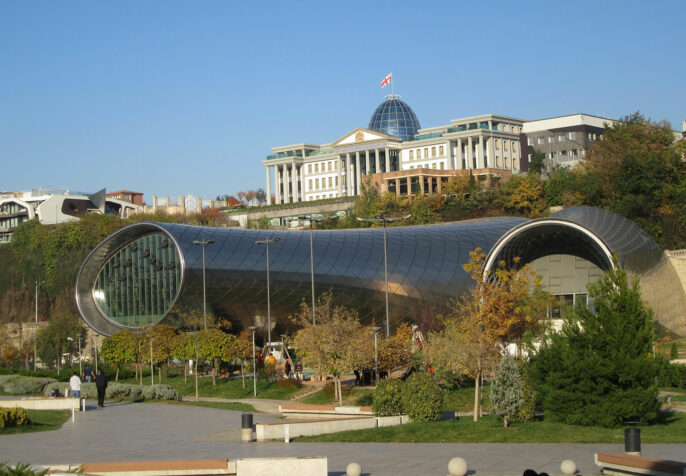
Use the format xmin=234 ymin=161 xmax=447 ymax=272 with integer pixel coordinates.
xmin=0 ymin=407 xmax=30 ymax=428
xmin=372 ymin=379 xmax=404 ymax=416
xmin=657 ymin=360 xmax=686 ymax=388
xmin=0 ymin=462 xmax=49 ymax=475
xmin=41 ymin=382 xmax=180 ymax=401
xmin=277 ymin=378 xmax=302 ymax=390
xmin=401 ymin=372 xmax=445 ymax=421
xmin=512 ymin=378 xmax=536 ymax=423
xmin=322 ymin=381 xmax=352 ymax=399
xmin=0 ymin=376 xmax=56 ymax=395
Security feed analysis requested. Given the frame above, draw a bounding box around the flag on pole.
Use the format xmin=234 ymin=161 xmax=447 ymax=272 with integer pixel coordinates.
xmin=380 ymin=73 xmax=392 ymax=88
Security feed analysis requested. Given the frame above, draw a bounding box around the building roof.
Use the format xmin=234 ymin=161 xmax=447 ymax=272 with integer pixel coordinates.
xmin=368 ymin=96 xmax=421 ymax=141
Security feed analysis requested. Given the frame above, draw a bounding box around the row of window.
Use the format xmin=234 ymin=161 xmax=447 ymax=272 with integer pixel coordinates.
xmin=307 ymin=161 xmax=338 ymax=175
xmin=308 ymin=193 xmax=338 ymax=201
xmin=529 ymin=131 xmax=581 ymax=146
xmin=308 ymin=176 xmax=339 ymax=191
xmin=0 ymin=203 xmax=28 ymax=215
xmin=409 ymin=145 xmax=445 ymax=160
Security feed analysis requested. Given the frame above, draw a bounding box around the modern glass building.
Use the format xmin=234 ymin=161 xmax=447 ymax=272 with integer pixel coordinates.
xmin=76 ymin=206 xmax=686 ymax=337
xmin=368 ymin=96 xmax=422 ymax=141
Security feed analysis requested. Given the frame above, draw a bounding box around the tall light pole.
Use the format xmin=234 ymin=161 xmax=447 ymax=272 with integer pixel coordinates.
xmin=371 ymin=326 xmax=382 ymax=385
xmin=149 ymin=334 xmax=154 ymax=386
xmin=34 ymin=280 xmax=45 ymax=372
xmin=289 ymin=215 xmax=338 ymax=325
xmin=193 ymin=238 xmax=215 ymax=329
xmin=67 ymin=336 xmax=82 ymax=376
xmin=248 ymin=326 xmax=258 ymax=397
xmin=255 ymin=237 xmax=280 ymax=347
xmin=356 ymin=214 xmax=411 ymax=337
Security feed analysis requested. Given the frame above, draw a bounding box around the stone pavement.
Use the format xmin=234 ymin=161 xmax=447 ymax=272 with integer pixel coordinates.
xmin=0 ymin=400 xmax=684 ymax=475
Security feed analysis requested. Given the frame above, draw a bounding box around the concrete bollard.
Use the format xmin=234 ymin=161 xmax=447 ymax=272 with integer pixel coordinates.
xmin=241 ymin=413 xmax=254 ymax=443
xmin=346 ymin=462 xmax=361 ymax=476
xmin=561 ymin=459 xmax=576 ymax=475
xmin=448 ymin=457 xmax=467 ymax=476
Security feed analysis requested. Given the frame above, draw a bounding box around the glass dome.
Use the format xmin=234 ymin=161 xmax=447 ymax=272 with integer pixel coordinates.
xmin=368 ymin=96 xmax=421 ymax=141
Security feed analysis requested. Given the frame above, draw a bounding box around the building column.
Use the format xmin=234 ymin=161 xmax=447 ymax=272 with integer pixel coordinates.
xmin=355 ymin=151 xmax=361 ymax=196
xmin=395 ymin=178 xmax=401 ymax=197
xmin=337 ymin=156 xmax=343 ymax=197
xmin=179 ymin=196 xmax=186 ymax=216
xmin=477 ymin=137 xmax=485 ymax=169
xmin=344 ymin=153 xmax=350 ymax=196
xmin=487 ymin=136 xmax=494 ymax=169
xmin=291 ymin=163 xmax=298 ymax=202
xmin=365 ymin=150 xmax=371 ymax=176
xmin=445 ymin=141 xmax=453 ymax=169
xmin=385 ymin=148 xmax=391 ymax=172
xmin=407 ymin=177 xmax=412 ymax=199
xmin=283 ymin=166 xmax=290 ymax=203
xmin=427 ymin=178 xmax=433 ymax=195
xmin=437 ymin=178 xmax=442 ymax=194
xmin=419 ymin=175 xmax=425 ymax=195
xmin=457 ymin=138 xmax=463 ymax=170
xmin=375 ymin=148 xmax=381 ymax=174
xmin=276 ymin=167 xmax=283 ymax=204
xmin=467 ymin=137 xmax=473 ymax=169
xmin=265 ymin=166 xmax=272 ymax=205
xmin=152 ymin=196 xmax=158 ymax=213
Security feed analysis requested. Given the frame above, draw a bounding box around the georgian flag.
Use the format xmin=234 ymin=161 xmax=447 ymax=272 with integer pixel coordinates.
xmin=380 ymin=73 xmax=392 ymax=88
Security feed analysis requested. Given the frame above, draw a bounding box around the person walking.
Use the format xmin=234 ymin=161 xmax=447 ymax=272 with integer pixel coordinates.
xmin=69 ymin=372 xmax=81 ymax=398
xmin=95 ymin=369 xmax=108 ymax=408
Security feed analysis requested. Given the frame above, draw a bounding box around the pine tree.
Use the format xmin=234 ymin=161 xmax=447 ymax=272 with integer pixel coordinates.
xmin=528 ymin=258 xmax=658 ymax=427
xmin=489 ymin=354 xmax=524 ymax=427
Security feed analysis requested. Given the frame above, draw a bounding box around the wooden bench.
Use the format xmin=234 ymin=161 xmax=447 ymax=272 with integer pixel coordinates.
xmin=80 ymin=458 xmax=235 ymax=475
xmin=595 ymin=453 xmax=686 ymax=476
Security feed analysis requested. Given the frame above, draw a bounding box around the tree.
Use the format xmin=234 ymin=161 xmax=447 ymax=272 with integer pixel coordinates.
xmin=145 ymin=324 xmax=179 ymax=383
xmin=426 ymin=248 xmax=542 ymax=421
xmin=233 ymin=330 xmax=253 ymax=388
xmin=527 ymin=257 xmax=658 ymax=427
xmin=254 ymin=188 xmax=267 ymax=206
xmin=100 ymin=331 xmax=138 ymax=381
xmin=377 ymin=322 xmax=414 ymax=377
xmin=528 ymin=152 xmax=546 ymax=175
xmin=291 ymin=292 xmax=372 ymax=405
xmin=35 ymin=312 xmax=84 ymax=375
xmin=170 ymin=306 xmax=214 ymax=400
xmin=196 ymin=328 xmax=236 ymax=386
xmin=489 ymin=354 xmax=523 ymax=427
xmin=497 ymin=174 xmax=546 ymax=217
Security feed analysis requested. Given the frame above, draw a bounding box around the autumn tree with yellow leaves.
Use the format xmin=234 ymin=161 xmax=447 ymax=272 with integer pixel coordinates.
xmin=427 ymin=248 xmax=543 ymax=421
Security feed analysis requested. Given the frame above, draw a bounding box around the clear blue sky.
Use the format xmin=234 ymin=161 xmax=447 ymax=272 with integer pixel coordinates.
xmin=1 ymin=0 xmax=684 ymax=204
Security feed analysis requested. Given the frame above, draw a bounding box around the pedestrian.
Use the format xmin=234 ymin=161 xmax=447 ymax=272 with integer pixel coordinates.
xmin=95 ymin=369 xmax=108 ymax=408
xmin=83 ymin=366 xmax=93 ymax=383
xmin=284 ymin=360 xmax=291 ymax=379
xmin=69 ymin=372 xmax=81 ymax=399
xmin=295 ymin=360 xmax=303 ymax=380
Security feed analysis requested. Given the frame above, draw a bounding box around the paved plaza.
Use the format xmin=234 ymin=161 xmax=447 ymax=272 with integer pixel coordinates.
xmin=0 ymin=400 xmax=684 ymax=475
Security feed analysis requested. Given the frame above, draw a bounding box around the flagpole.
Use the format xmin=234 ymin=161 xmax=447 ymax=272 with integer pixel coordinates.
xmin=391 ymin=72 xmax=394 ymax=98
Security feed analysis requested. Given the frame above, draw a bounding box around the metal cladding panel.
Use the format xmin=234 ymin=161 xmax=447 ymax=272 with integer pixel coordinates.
xmin=78 ymin=217 xmax=524 ymax=335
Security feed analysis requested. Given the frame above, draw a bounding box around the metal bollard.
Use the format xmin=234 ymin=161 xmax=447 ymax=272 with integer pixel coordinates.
xmin=132 ymin=390 xmax=137 ymax=403
xmin=625 ymin=427 xmax=641 ymax=455
xmin=346 ymin=462 xmax=361 ymax=476
xmin=241 ymin=413 xmax=253 ymax=442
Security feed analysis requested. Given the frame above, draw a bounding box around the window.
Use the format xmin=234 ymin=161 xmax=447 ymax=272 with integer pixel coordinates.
xmin=308 ymin=179 xmax=313 ymax=190
xmin=558 ymin=134 xmax=565 ymax=142
xmin=549 ymin=152 xmax=555 ymax=159
xmin=587 ymin=133 xmax=592 ymax=140
xmin=569 ymin=132 xmax=577 ymax=140
xmin=549 ymin=136 xmax=555 ymax=143
xmin=315 ymin=178 xmax=320 ymax=189
xmin=561 ymin=150 xmax=567 ymax=156
xmin=424 ymin=148 xmax=428 ymax=157
xmin=439 ymin=145 xmax=444 ymax=156
xmin=409 ymin=165 xmax=414 ymax=169
xmin=417 ymin=149 xmax=421 ymax=159
xmin=409 ymin=150 xmax=414 ymax=160
xmin=431 ymin=147 xmax=436 ymax=157
xmin=308 ymin=164 xmax=312 ymax=174
xmin=440 ymin=162 xmax=444 ymax=170
xmin=335 ymin=176 xmax=338 ymax=186
xmin=512 ymin=143 xmax=517 ymax=152
xmin=538 ymin=137 xmax=545 ymax=145
xmin=527 ymin=137 xmax=533 ymax=146
xmin=432 ymin=163 xmax=437 ymax=169
xmin=328 ymin=162 xmax=332 ymax=171
xmin=328 ymin=177 xmax=333 ymax=188
xmin=528 ymin=154 xmax=533 ymax=162
xmin=504 ymin=142 xmax=509 ymax=151
xmin=314 ymin=164 xmax=319 ymax=173
xmin=572 ymin=149 xmax=578 ymax=157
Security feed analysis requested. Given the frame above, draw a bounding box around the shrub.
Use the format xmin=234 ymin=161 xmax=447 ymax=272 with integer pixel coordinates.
xmin=401 ymin=373 xmax=444 ymax=421
xmin=141 ymin=385 xmax=181 ymax=401
xmin=489 ymin=354 xmax=523 ymax=427
xmin=42 ymin=382 xmax=69 ymax=397
xmin=277 ymin=378 xmax=302 ymax=390
xmin=372 ymin=379 xmax=404 ymax=416
xmin=0 ymin=376 xmax=56 ymax=395
xmin=512 ymin=378 xmax=536 ymax=423
xmin=671 ymin=342 xmax=679 ymax=360
xmin=0 ymin=462 xmax=49 ymax=475
xmin=0 ymin=407 xmax=30 ymax=428
xmin=657 ymin=360 xmax=686 ymax=388
xmin=41 ymin=382 xmax=180 ymax=401
xmin=355 ymin=392 xmax=374 ymax=406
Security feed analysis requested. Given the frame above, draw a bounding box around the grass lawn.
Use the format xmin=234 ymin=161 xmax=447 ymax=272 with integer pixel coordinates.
xmin=298 ymin=412 xmax=686 ymax=444
xmin=444 ymin=383 xmax=492 ymax=413
xmin=151 ymin=400 xmax=259 ymax=412
xmin=0 ymin=410 xmax=71 ymax=435
xmin=117 ymin=375 xmax=301 ymax=400
xmin=300 ymin=387 xmax=374 ymax=406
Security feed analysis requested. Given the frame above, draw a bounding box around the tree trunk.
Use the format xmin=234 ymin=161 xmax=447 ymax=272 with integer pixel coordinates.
xmin=337 ymin=378 xmax=343 ymax=406
xmin=473 ymin=370 xmax=480 ymax=422
xmin=158 ymin=365 xmax=162 ymax=383
xmin=479 ymin=372 xmax=484 ymax=418
xmin=135 ymin=362 xmax=138 ymax=381
xmin=184 ymin=361 xmax=188 ymax=384
xmin=194 ymin=345 xmax=200 ymax=402
xmin=504 ymin=415 xmax=508 ymax=428
xmin=139 ymin=361 xmax=143 ymax=386
xmin=334 ymin=378 xmax=339 ymax=402
xmin=241 ymin=361 xmax=245 ymax=389
xmin=115 ymin=366 xmax=119 ymax=381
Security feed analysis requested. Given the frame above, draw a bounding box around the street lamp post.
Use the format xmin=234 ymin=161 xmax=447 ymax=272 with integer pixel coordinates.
xmin=288 ymin=215 xmax=338 ymax=325
xmin=255 ymin=237 xmax=280 ymax=347
xmin=193 ymin=238 xmax=215 ymax=329
xmin=248 ymin=325 xmax=258 ymax=397
xmin=356 ymin=214 xmax=411 ymax=337
xmin=150 ymin=335 xmax=154 ymax=386
xmin=371 ymin=326 xmax=382 ymax=386
xmin=67 ymin=336 xmax=82 ymax=376
xmin=33 ymin=336 xmax=37 ymax=372
xmin=34 ymin=280 xmax=45 ymax=371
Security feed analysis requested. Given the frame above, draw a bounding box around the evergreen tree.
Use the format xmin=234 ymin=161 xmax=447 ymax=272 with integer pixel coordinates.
xmin=528 ymin=258 xmax=658 ymax=427
xmin=489 ymin=353 xmax=524 ymax=427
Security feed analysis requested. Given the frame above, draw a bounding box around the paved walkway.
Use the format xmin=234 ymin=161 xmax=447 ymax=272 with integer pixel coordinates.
xmin=0 ymin=400 xmax=684 ymax=475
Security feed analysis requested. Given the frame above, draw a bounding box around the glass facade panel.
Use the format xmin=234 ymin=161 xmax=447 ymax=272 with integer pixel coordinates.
xmin=93 ymin=232 xmax=181 ymax=327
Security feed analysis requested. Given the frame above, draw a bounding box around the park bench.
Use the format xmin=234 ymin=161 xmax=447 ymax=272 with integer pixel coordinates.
xmin=595 ymin=453 xmax=686 ymax=476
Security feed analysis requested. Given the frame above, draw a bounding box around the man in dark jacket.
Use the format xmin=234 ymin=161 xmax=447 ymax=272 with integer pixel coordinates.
xmin=95 ymin=369 xmax=108 ymax=408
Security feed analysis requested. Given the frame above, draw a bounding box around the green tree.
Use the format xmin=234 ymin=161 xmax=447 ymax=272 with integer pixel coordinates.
xmin=489 ymin=354 xmax=523 ymax=427
xmin=100 ymin=331 xmax=138 ymax=381
xmin=527 ymin=258 xmax=658 ymax=427
xmin=671 ymin=342 xmax=679 ymax=360
xmin=497 ymin=174 xmax=546 ymax=217
xmin=196 ymin=328 xmax=236 ymax=386
xmin=145 ymin=324 xmax=180 ymax=383
xmin=35 ymin=312 xmax=84 ymax=375
xmin=528 ymin=151 xmax=546 ymax=175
